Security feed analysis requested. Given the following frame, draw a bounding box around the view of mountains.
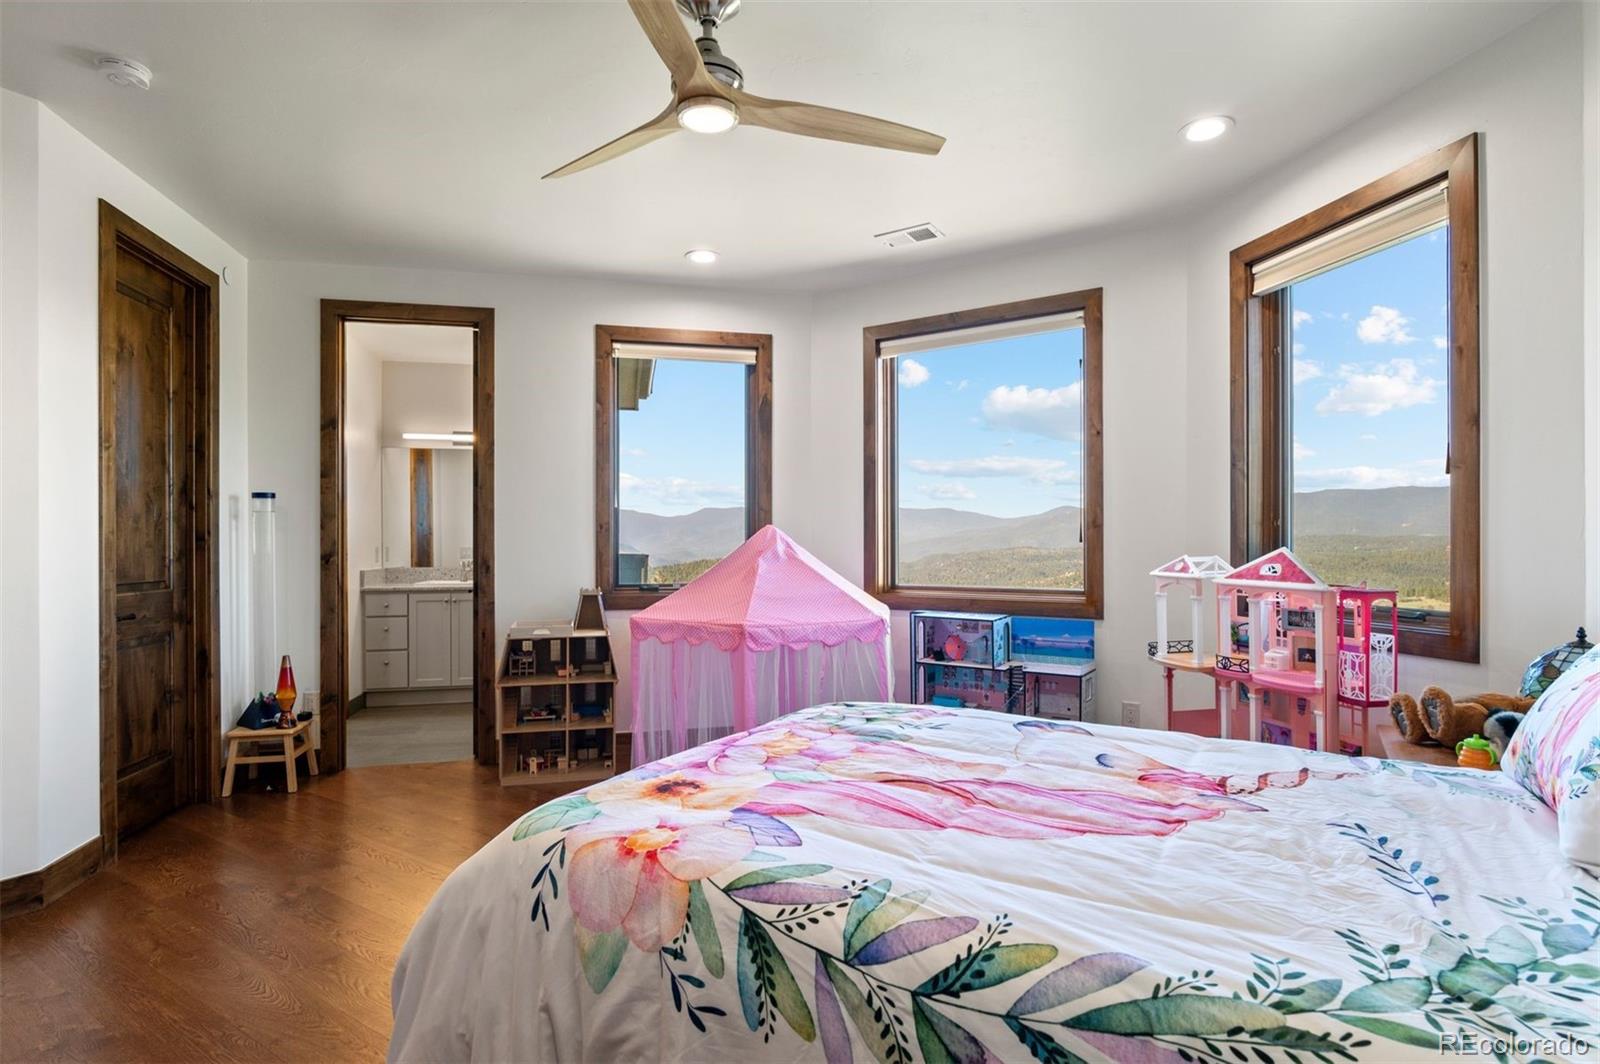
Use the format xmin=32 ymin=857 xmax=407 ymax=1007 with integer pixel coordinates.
xmin=619 ymin=485 xmax=1449 ymax=566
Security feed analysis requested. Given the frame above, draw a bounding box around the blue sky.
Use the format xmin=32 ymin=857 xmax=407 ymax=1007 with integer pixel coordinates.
xmin=895 ymin=328 xmax=1084 ymax=518
xmin=617 ymin=357 xmax=746 ymax=516
xmin=1288 ymin=227 xmax=1450 ymax=495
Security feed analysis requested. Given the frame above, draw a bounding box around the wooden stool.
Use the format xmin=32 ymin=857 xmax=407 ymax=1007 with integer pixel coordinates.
xmin=222 ymin=718 xmax=318 ymax=797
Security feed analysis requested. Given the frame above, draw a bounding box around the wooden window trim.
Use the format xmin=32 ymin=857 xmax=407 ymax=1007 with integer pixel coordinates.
xmin=1229 ymin=134 xmax=1480 ymax=663
xmin=862 ymin=289 xmax=1105 ymax=619
xmin=595 ymin=324 xmax=773 ymax=610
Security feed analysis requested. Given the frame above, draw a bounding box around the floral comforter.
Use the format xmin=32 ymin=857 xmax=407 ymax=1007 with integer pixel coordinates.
xmin=390 ymin=704 xmax=1600 ymax=1063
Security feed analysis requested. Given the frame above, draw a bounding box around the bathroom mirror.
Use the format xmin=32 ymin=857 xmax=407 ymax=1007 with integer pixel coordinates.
xmin=381 ymin=445 xmax=473 ymax=569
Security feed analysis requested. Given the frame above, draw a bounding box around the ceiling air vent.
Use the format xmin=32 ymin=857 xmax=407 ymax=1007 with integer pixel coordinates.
xmin=876 ymin=223 xmax=946 ymax=249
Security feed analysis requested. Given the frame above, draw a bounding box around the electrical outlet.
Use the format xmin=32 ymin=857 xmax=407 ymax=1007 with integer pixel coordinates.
xmin=1121 ymin=701 xmax=1141 ymax=728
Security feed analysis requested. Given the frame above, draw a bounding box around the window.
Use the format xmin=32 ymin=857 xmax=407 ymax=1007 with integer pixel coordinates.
xmin=595 ymin=325 xmax=772 ymax=608
xmin=864 ymin=290 xmax=1104 ymax=617
xmin=1230 ymin=135 xmax=1480 ymax=661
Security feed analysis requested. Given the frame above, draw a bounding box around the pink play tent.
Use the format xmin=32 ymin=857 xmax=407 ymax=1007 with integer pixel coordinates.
xmin=630 ymin=525 xmax=892 ymax=762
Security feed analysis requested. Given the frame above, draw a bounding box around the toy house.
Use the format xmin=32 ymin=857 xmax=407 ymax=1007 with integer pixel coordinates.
xmin=1213 ymin=548 xmax=1343 ymax=753
xmin=910 ymin=611 xmax=1019 ymax=712
xmin=910 ymin=612 xmax=1097 ymax=718
xmin=1334 ymin=585 xmax=1399 ymax=742
xmin=1011 ymin=617 xmax=1097 ymax=720
xmin=1147 ymin=554 xmax=1235 ymax=736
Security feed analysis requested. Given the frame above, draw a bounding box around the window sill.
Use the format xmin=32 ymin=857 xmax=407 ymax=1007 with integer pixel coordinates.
xmin=874 ymin=586 xmax=1102 ymax=620
xmin=1395 ymin=622 xmax=1479 ymax=664
xmin=598 ymin=587 xmax=680 ymax=611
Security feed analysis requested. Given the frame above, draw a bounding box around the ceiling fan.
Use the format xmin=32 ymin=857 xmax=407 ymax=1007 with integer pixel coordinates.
xmin=542 ymin=0 xmax=946 ymax=179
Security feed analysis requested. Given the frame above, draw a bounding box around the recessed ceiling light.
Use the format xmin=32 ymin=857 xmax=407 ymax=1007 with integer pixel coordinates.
xmin=676 ymin=97 xmax=739 ymax=135
xmin=1181 ymin=115 xmax=1234 ymax=143
xmin=684 ymin=248 xmax=719 ymax=265
xmin=96 ymin=56 xmax=152 ymax=90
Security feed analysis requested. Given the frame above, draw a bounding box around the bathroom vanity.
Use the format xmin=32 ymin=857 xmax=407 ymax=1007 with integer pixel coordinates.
xmin=362 ymin=580 xmax=475 ymax=699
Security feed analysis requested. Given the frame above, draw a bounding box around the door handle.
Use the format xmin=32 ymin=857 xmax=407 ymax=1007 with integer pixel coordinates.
xmin=116 ymin=611 xmax=137 ymax=622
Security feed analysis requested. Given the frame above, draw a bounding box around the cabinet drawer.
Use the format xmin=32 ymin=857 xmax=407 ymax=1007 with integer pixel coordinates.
xmin=364 ymin=616 xmax=407 ymax=651
xmin=364 ymin=591 xmax=409 ymax=618
xmin=365 ymin=651 xmax=410 ymax=690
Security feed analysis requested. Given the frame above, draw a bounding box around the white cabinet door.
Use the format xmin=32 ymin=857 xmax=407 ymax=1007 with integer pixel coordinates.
xmin=408 ymin=593 xmax=454 ymax=688
xmin=451 ymin=592 xmax=475 ymax=687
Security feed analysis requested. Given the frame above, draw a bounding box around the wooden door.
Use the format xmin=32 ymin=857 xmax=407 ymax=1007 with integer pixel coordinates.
xmin=450 ymin=593 xmax=475 ymax=686
xmin=408 ymin=593 xmax=454 ymax=688
xmin=105 ymin=237 xmax=198 ymax=838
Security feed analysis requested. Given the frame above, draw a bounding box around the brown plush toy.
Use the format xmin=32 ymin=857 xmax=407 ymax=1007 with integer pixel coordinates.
xmin=1410 ymin=687 xmax=1534 ymax=749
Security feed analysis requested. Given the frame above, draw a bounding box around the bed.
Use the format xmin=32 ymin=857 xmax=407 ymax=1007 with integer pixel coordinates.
xmin=390 ymin=703 xmax=1600 ymax=1063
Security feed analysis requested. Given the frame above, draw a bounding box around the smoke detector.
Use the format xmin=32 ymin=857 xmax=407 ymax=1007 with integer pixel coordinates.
xmin=97 ymin=56 xmax=152 ymax=90
xmin=876 ymin=223 xmax=945 ymax=249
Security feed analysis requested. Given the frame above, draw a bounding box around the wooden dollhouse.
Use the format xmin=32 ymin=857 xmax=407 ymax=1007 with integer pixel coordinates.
xmin=1147 ymin=554 xmax=1234 ymax=736
xmin=494 ymin=590 xmax=620 ymax=787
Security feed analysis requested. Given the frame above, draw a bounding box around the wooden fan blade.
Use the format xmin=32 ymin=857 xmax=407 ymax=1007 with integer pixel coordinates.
xmin=730 ymin=90 xmax=945 ymax=155
xmin=627 ymin=0 xmax=719 ymax=98
xmin=542 ymin=103 xmax=679 ymax=179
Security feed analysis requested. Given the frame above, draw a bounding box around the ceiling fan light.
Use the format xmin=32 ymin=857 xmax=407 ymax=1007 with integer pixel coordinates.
xmin=677 ymin=96 xmax=739 ymax=134
xmin=1181 ymin=115 xmax=1234 ymax=143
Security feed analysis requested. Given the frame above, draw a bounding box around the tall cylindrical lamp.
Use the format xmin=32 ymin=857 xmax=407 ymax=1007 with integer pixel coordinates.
xmin=250 ymin=491 xmax=278 ymax=693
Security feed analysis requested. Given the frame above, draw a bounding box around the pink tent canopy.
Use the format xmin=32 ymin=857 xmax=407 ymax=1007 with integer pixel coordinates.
xmin=630 ymin=526 xmax=892 ymax=762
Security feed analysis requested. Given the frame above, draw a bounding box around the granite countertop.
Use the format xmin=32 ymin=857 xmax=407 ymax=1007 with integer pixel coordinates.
xmin=361 ymin=581 xmax=473 ymax=592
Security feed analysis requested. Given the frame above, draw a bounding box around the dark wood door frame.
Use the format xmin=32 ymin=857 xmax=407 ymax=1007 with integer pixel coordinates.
xmin=98 ymin=200 xmax=222 ymax=864
xmin=319 ymin=300 xmax=496 ymax=771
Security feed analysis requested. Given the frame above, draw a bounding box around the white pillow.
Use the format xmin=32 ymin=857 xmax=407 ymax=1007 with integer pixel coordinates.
xmin=1504 ymin=646 xmax=1600 ymax=870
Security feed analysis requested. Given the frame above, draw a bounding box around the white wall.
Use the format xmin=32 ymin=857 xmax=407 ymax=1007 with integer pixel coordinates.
xmin=807 ymin=228 xmax=1191 ymax=724
xmin=246 ymin=259 xmax=814 ymax=732
xmin=380 ymin=359 xmax=472 ymax=448
xmin=344 ymin=328 xmax=382 ymax=700
xmin=0 ymin=91 xmax=251 ymax=878
xmin=1186 ymin=4 xmax=1588 ymax=698
xmin=808 ymin=6 xmax=1590 ymax=723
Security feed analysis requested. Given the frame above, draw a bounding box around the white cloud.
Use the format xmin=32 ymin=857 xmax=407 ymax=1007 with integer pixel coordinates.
xmin=920 ymin=483 xmax=976 ymax=501
xmin=1293 ymin=358 xmax=1322 ymax=385
xmin=949 ymin=378 xmax=969 ymax=391
xmin=1356 ymin=305 xmax=1418 ymax=345
xmin=1315 ymin=358 xmax=1439 ymax=416
xmin=1295 ymin=464 xmax=1448 ymax=490
xmin=1292 ymin=309 xmax=1313 ymax=329
xmin=909 ymin=456 xmax=1070 ymax=481
xmin=1359 ymin=433 xmax=1378 ymax=442
xmin=897 ymin=358 xmax=930 ymax=388
xmin=979 ymin=382 xmax=1082 ymax=442
xmin=1293 ymin=438 xmax=1315 ymax=461
xmin=624 ymin=447 xmax=648 ymax=458
xmin=1432 ymin=336 xmax=1448 ymax=350
xmin=1292 ymin=342 xmax=1306 ymax=356
xmin=619 ymin=473 xmax=742 ymax=510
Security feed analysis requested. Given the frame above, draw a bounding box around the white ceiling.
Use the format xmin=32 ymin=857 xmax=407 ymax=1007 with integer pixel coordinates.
xmin=2 ymin=1 xmax=1546 ymax=291
xmin=345 ymin=321 xmax=475 ymax=365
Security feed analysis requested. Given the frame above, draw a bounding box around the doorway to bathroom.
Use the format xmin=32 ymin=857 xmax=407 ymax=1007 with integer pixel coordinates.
xmin=319 ymin=301 xmax=495 ymax=772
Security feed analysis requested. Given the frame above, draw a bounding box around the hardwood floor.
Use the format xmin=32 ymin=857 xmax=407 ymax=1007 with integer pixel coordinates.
xmin=0 ymin=760 xmax=577 ymax=1063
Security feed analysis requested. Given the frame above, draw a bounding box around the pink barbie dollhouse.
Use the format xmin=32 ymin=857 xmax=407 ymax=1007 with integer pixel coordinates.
xmin=1212 ymin=548 xmax=1386 ymax=755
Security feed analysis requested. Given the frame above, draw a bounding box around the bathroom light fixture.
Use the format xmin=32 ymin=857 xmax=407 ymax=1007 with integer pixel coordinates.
xmin=676 ymin=96 xmax=739 ymax=134
xmin=1181 ymin=115 xmax=1234 ymax=143
xmin=402 ymin=432 xmax=475 ymax=444
xmin=684 ymin=248 xmax=719 ymax=265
